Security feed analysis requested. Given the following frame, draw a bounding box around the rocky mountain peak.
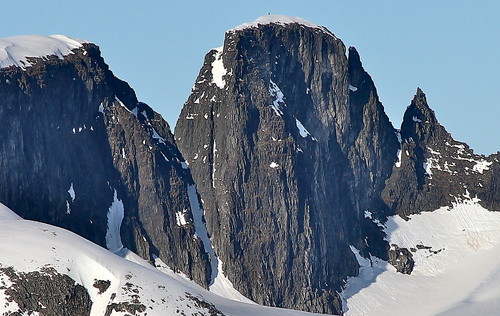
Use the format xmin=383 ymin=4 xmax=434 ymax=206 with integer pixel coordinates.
xmin=383 ymin=87 xmax=498 ymax=217
xmin=0 ymin=37 xmax=212 ymax=287
xmin=400 ymin=88 xmax=445 ymax=145
xmin=176 ymin=17 xmax=399 ymax=314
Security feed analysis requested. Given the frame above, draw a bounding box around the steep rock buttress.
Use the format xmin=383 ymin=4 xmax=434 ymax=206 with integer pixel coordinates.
xmin=0 ymin=36 xmax=211 ymax=286
xmin=175 ymin=17 xmax=399 ymax=314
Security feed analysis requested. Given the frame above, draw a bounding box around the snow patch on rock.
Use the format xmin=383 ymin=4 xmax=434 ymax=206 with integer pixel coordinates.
xmin=412 ymin=116 xmax=422 ymax=123
xmin=295 ymin=118 xmax=317 ymax=141
xmin=472 ymin=159 xmax=493 ymax=174
xmin=211 ymin=47 xmax=226 ymax=89
xmin=175 ymin=210 xmax=188 ymax=227
xmin=269 ymin=79 xmax=285 ymax=116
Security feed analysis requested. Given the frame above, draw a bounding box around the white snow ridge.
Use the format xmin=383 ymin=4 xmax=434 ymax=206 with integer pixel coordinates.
xmin=0 ymin=35 xmax=88 ymax=69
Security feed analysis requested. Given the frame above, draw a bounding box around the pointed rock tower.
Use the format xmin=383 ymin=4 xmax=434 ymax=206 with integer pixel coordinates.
xmin=383 ymin=88 xmax=499 ymax=217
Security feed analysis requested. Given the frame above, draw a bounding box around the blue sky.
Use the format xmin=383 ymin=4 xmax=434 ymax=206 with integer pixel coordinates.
xmin=1 ymin=1 xmax=498 ymax=154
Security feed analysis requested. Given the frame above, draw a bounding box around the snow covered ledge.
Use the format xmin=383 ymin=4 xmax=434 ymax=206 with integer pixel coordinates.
xmin=0 ymin=35 xmax=88 ymax=69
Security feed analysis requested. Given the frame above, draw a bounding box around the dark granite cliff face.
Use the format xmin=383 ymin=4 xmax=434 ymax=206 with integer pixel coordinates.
xmin=0 ymin=43 xmax=211 ymax=286
xmin=383 ymin=88 xmax=499 ymax=218
xmin=175 ymin=22 xmax=399 ymax=314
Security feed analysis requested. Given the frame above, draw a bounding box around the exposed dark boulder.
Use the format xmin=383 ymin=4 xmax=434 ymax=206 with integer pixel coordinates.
xmin=388 ymin=245 xmax=414 ymax=274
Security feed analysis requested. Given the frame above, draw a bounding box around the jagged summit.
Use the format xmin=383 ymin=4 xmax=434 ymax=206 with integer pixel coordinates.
xmin=0 ymin=35 xmax=88 ymax=69
xmin=406 ymin=87 xmax=438 ymax=122
xmin=400 ymin=87 xmax=444 ymax=145
xmin=230 ymin=14 xmax=333 ymax=36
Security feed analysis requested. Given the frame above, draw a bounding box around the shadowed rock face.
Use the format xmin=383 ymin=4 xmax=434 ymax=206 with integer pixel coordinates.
xmin=0 ymin=43 xmax=211 ymax=286
xmin=175 ymin=22 xmax=399 ymax=314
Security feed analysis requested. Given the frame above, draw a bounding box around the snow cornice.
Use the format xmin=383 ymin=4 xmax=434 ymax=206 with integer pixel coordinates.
xmin=0 ymin=35 xmax=89 ymax=70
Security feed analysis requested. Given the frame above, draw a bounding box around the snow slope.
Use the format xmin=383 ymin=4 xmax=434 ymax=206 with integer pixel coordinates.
xmin=0 ymin=203 xmax=323 ymax=316
xmin=342 ymin=198 xmax=500 ymax=316
xmin=0 ymin=35 xmax=87 ymax=69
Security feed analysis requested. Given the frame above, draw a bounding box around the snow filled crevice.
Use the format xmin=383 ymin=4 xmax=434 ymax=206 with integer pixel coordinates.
xmin=343 ymin=199 xmax=500 ymax=315
xmin=105 ymin=189 xmax=125 ymax=253
xmin=188 ymin=184 xmax=218 ymax=280
xmin=151 ymin=128 xmax=167 ymax=144
xmin=76 ymin=256 xmax=120 ymax=316
xmin=187 ymin=184 xmax=253 ymax=303
xmin=0 ymin=35 xmax=88 ymax=69
xmin=211 ymin=141 xmax=217 ymax=189
xmin=268 ymin=79 xmax=285 ymax=116
xmin=395 ymin=149 xmax=402 ymax=168
xmin=394 ymin=130 xmax=403 ymax=168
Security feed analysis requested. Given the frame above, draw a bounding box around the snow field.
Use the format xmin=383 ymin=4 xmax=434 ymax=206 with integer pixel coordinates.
xmin=343 ymin=199 xmax=500 ymax=316
xmin=0 ymin=204 xmax=316 ymax=315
